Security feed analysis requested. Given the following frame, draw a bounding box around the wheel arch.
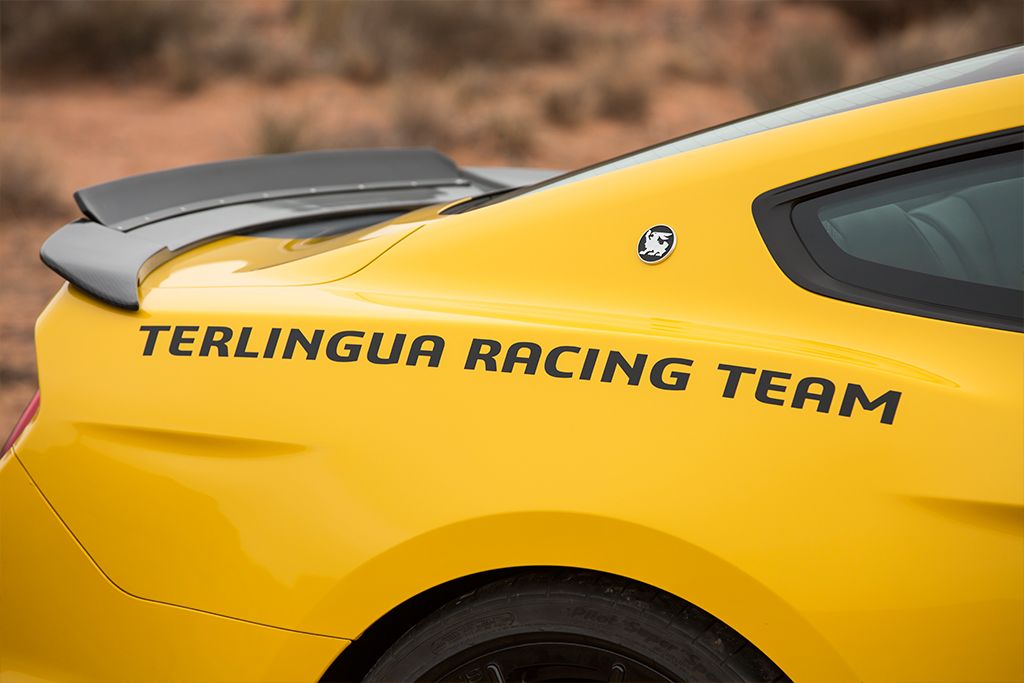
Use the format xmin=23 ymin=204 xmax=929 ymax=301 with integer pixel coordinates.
xmin=313 ymin=511 xmax=856 ymax=682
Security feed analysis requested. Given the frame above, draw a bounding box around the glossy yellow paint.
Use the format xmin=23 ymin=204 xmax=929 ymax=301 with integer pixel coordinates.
xmin=5 ymin=75 xmax=1023 ymax=682
xmin=0 ymin=455 xmax=346 ymax=682
xmin=142 ymin=209 xmax=432 ymax=291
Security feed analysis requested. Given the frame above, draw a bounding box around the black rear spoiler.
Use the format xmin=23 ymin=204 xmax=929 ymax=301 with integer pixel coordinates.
xmin=41 ymin=149 xmax=558 ymax=310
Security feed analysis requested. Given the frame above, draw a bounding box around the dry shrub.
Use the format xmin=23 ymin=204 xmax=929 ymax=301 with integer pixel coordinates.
xmin=393 ymin=88 xmax=457 ymax=147
xmin=0 ymin=1 xmax=305 ymax=92
xmin=0 ymin=1 xmax=214 ymax=80
xmin=594 ymin=68 xmax=651 ymax=123
xmin=327 ymin=125 xmax=392 ymax=150
xmin=657 ymin=3 xmax=732 ymax=83
xmin=254 ymin=112 xmax=395 ymax=155
xmin=739 ymin=32 xmax=846 ymax=109
xmin=254 ymin=44 xmax=306 ymax=86
xmin=453 ymin=67 xmax=501 ymax=107
xmin=828 ymin=0 xmax=1019 ymax=35
xmin=391 ymin=81 xmax=536 ymax=159
xmin=474 ymin=109 xmax=535 ymax=160
xmin=859 ymin=3 xmax=1024 ymax=81
xmin=254 ymin=111 xmax=314 ymax=155
xmin=725 ymin=0 xmax=1019 ymax=111
xmin=292 ymin=0 xmax=577 ymax=82
xmin=160 ymin=40 xmax=208 ymax=95
xmin=660 ymin=47 xmax=724 ymax=84
xmin=543 ymin=85 xmax=588 ymax=128
xmin=0 ymin=145 xmax=64 ymax=220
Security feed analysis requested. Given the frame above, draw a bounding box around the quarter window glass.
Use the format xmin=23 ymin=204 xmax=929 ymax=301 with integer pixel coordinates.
xmin=753 ymin=131 xmax=1023 ymax=330
xmin=814 ymin=156 xmax=1022 ymax=291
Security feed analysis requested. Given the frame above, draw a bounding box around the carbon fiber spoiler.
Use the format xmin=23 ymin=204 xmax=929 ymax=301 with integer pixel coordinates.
xmin=41 ymin=149 xmax=558 ymax=310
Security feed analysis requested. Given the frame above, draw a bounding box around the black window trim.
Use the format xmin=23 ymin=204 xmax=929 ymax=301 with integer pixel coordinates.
xmin=752 ymin=127 xmax=1024 ymax=333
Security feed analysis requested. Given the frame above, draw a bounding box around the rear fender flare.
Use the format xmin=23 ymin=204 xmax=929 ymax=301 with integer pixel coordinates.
xmin=312 ymin=511 xmax=857 ymax=683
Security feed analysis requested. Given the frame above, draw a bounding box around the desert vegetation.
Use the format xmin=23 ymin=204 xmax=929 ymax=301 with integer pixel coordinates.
xmin=0 ymin=144 xmax=65 ymax=221
xmin=3 ymin=0 xmax=1020 ymax=155
xmin=0 ymin=0 xmax=1021 ymax=424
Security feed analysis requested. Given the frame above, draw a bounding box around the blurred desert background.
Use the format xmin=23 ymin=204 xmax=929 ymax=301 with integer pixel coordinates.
xmin=1 ymin=0 xmax=1021 ymax=428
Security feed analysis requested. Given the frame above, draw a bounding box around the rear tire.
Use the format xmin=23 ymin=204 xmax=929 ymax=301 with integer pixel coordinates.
xmin=364 ymin=571 xmax=788 ymax=682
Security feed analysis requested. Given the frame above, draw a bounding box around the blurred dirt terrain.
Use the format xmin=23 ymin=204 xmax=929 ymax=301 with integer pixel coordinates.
xmin=0 ymin=0 xmax=1021 ymax=427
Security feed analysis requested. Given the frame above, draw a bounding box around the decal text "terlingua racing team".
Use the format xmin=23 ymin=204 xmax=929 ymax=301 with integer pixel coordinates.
xmin=140 ymin=325 xmax=901 ymax=425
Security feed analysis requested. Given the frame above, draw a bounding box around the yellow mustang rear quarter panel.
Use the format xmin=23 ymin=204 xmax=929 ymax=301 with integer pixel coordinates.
xmin=0 ymin=455 xmax=345 ymax=683
xmin=12 ymin=75 xmax=1024 ymax=682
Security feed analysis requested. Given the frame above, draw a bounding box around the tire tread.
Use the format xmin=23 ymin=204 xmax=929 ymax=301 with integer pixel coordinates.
xmin=365 ymin=570 xmax=790 ymax=683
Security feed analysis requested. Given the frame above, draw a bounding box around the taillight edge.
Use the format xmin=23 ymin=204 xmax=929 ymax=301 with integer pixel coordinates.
xmin=2 ymin=390 xmax=41 ymax=458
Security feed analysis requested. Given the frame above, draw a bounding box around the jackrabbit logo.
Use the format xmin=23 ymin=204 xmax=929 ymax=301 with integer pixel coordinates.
xmin=637 ymin=225 xmax=676 ymax=264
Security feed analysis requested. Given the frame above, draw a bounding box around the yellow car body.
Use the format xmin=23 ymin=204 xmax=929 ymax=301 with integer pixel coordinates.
xmin=3 ymin=50 xmax=1022 ymax=682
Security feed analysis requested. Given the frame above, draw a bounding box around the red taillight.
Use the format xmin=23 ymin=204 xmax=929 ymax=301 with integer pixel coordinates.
xmin=2 ymin=390 xmax=40 ymax=457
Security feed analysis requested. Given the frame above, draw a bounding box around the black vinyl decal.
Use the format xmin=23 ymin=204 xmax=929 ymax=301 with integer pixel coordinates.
xmin=138 ymin=325 xmax=903 ymax=425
